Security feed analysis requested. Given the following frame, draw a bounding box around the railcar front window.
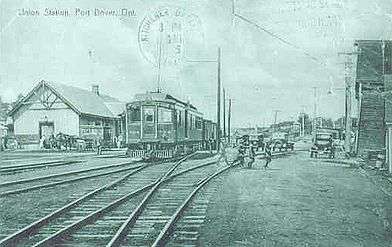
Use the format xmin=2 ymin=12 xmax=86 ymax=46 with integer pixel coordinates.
xmin=145 ymin=109 xmax=154 ymax=122
xmin=130 ymin=106 xmax=141 ymax=122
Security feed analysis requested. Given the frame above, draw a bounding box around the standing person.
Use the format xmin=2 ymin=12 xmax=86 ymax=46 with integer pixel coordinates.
xmin=264 ymin=143 xmax=272 ymax=169
xmin=117 ymin=135 xmax=123 ymax=148
xmin=218 ymin=141 xmax=229 ymax=166
xmin=96 ymin=137 xmax=103 ymax=155
xmin=39 ymin=136 xmax=45 ymax=149
xmin=0 ymin=136 xmax=4 ymax=151
xmin=49 ymin=134 xmax=55 ymax=149
xmin=232 ymin=142 xmax=245 ymax=167
xmin=56 ymin=133 xmax=63 ymax=150
xmin=247 ymin=144 xmax=256 ymax=169
xmin=208 ymin=138 xmax=213 ymax=154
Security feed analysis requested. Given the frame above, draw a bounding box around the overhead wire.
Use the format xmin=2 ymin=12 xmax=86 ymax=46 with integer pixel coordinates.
xmin=231 ymin=5 xmax=342 ymax=79
xmin=233 ymin=12 xmax=321 ymax=63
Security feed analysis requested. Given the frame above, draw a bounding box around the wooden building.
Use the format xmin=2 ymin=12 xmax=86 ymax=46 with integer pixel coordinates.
xmin=355 ymin=40 xmax=389 ymax=155
xmin=8 ymin=80 xmax=125 ymax=147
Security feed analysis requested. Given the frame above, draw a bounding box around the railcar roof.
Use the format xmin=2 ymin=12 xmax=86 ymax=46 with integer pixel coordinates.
xmin=131 ymin=92 xmax=198 ymax=111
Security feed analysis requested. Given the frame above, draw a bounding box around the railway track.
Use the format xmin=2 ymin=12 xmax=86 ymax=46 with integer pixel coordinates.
xmin=0 ymin=160 xmax=142 ymax=197
xmin=105 ymin=160 xmax=228 ymax=247
xmin=0 ymin=154 xmax=223 ymax=247
xmin=0 ymin=154 xmax=89 ymax=164
xmin=0 ymin=160 xmax=83 ymax=174
xmin=0 ymin=152 xmax=125 ymax=168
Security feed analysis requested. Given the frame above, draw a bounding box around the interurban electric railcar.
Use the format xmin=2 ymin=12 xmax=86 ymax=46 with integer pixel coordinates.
xmin=125 ymin=92 xmax=217 ymax=158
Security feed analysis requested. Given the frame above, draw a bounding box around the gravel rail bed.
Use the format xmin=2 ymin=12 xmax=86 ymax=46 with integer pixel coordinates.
xmin=0 ymin=154 xmax=216 ymax=246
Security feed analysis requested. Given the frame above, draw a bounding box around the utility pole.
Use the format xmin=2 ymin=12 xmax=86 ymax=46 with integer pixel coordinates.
xmin=339 ymin=48 xmax=360 ymax=154
xmin=344 ymin=59 xmax=352 ymax=154
xmin=216 ymin=47 xmax=221 ymax=151
xmin=184 ymin=48 xmax=222 ymax=151
xmin=228 ymin=98 xmax=232 ymax=144
xmin=312 ymin=86 xmax=317 ymax=134
xmin=231 ymin=0 xmax=236 ymax=28
xmin=301 ymin=105 xmax=306 ymax=137
xmin=223 ymin=88 xmax=226 ymax=140
xmin=273 ymin=110 xmax=280 ymax=131
xmin=156 ymin=22 xmax=164 ymax=93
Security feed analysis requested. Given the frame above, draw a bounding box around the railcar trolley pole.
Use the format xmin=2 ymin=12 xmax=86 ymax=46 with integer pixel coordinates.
xmin=228 ymin=98 xmax=232 ymax=144
xmin=223 ymin=87 xmax=226 ymax=140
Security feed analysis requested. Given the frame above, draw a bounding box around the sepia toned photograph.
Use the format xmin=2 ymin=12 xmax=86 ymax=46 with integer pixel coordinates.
xmin=1 ymin=0 xmax=392 ymax=246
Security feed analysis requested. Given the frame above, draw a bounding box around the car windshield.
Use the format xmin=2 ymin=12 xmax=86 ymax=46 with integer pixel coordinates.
xmin=316 ymin=134 xmax=331 ymax=140
xmin=316 ymin=140 xmax=330 ymax=144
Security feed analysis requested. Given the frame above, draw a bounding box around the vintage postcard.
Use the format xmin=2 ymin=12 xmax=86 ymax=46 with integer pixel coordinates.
xmin=1 ymin=1 xmax=392 ymax=246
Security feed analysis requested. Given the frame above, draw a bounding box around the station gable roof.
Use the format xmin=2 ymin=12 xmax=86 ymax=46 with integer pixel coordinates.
xmin=9 ymin=80 xmax=124 ymax=118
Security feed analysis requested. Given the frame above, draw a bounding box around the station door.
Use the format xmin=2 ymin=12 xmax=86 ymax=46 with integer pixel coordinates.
xmin=39 ymin=122 xmax=54 ymax=140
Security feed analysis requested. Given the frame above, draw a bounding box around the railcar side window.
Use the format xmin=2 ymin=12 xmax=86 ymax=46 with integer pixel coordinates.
xmin=177 ymin=110 xmax=182 ymax=126
xmin=158 ymin=108 xmax=172 ymax=122
xmin=196 ymin=117 xmax=202 ymax=129
xmin=144 ymin=108 xmax=154 ymax=122
xmin=130 ymin=106 xmax=141 ymax=121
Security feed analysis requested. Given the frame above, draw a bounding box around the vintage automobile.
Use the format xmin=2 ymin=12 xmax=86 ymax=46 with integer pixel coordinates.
xmin=310 ymin=132 xmax=334 ymax=158
xmin=249 ymin=134 xmax=264 ymax=150
xmin=272 ymin=139 xmax=295 ymax=151
xmin=269 ymin=132 xmax=295 ymax=152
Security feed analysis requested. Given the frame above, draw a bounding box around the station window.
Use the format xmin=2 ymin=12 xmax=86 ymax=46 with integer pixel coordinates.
xmin=130 ymin=106 xmax=141 ymax=121
xmin=144 ymin=108 xmax=154 ymax=122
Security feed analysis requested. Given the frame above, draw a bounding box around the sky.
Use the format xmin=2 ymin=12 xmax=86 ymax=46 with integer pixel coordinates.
xmin=1 ymin=0 xmax=392 ymax=127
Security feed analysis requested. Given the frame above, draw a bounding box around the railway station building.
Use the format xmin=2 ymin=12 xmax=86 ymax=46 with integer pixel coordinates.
xmin=8 ymin=80 xmax=125 ymax=148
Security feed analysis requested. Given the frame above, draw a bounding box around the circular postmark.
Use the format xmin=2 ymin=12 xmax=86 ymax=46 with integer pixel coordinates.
xmin=138 ymin=6 xmax=202 ymax=67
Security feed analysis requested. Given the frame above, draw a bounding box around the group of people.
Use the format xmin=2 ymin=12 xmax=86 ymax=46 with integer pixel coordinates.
xmin=218 ymin=137 xmax=273 ymax=169
xmin=39 ymin=133 xmax=73 ymax=150
xmin=0 ymin=135 xmax=19 ymax=151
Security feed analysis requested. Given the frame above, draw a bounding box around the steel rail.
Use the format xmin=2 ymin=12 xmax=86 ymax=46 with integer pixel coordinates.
xmin=0 ymin=164 xmax=149 ymax=247
xmin=0 ymin=161 xmax=139 ymax=187
xmin=0 ymin=154 xmax=196 ymax=196
xmin=256 ymin=150 xmax=295 ymax=159
xmin=0 ymin=154 xmax=199 ymax=247
xmin=152 ymin=164 xmax=232 ymax=247
xmin=0 ymin=160 xmax=76 ymax=170
xmin=0 ymin=153 xmax=96 ymax=165
xmin=0 ymin=164 xmax=144 ymax=197
xmin=32 ymin=159 xmax=216 ymax=247
xmin=106 ymin=154 xmax=211 ymax=247
xmin=0 ymin=160 xmax=83 ymax=173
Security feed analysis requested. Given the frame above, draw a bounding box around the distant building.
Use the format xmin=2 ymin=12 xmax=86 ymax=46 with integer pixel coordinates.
xmin=271 ymin=121 xmax=300 ymax=138
xmin=8 ymin=80 xmax=125 ymax=147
